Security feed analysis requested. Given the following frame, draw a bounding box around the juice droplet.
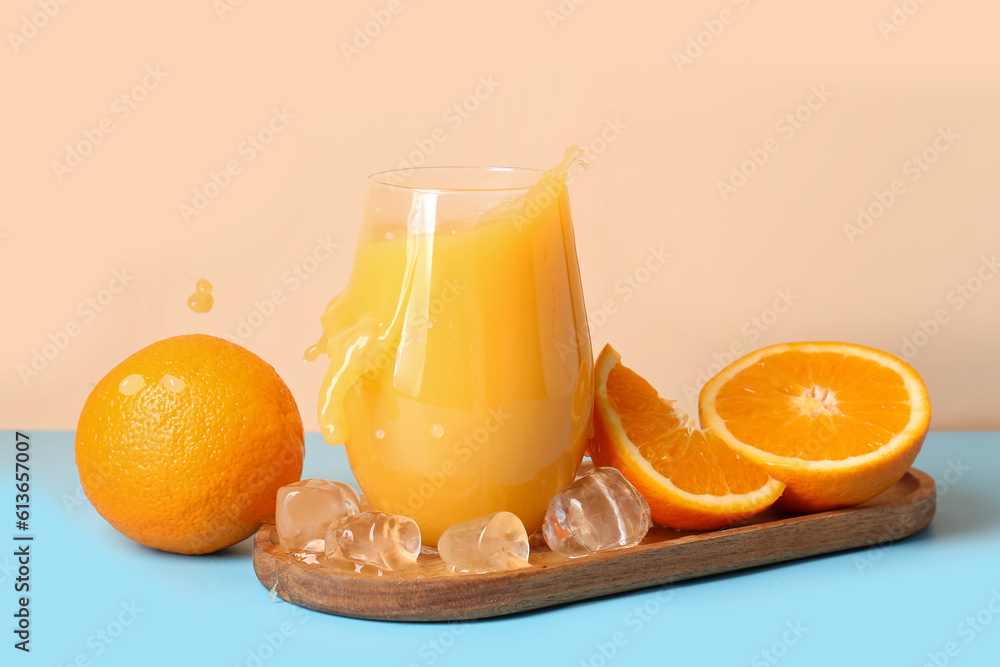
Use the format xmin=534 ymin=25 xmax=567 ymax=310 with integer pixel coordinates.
xmin=161 ymin=374 xmax=186 ymax=393
xmin=187 ymin=293 xmax=214 ymax=313
xmin=118 ymin=374 xmax=145 ymax=396
xmin=430 ymin=424 xmax=444 ymax=439
xmin=188 ymin=279 xmax=214 ymax=313
xmin=374 ymin=429 xmax=385 ymax=439
xmin=304 ymin=345 xmax=320 ymax=362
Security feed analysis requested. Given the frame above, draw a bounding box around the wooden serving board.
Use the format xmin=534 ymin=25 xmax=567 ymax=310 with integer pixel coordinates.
xmin=253 ymin=468 xmax=935 ymax=622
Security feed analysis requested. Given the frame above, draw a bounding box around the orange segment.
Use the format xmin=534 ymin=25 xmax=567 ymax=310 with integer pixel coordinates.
xmin=699 ymin=341 xmax=931 ymax=513
xmin=590 ymin=344 xmax=784 ymax=530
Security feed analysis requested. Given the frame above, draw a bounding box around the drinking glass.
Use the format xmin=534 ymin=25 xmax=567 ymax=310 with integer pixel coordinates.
xmin=309 ymin=160 xmax=593 ymax=545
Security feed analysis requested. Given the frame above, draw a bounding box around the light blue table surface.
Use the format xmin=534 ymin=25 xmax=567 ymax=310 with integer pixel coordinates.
xmin=3 ymin=430 xmax=998 ymax=666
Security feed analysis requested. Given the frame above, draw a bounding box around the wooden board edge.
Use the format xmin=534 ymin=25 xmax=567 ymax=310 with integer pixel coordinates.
xmin=254 ymin=468 xmax=936 ymax=621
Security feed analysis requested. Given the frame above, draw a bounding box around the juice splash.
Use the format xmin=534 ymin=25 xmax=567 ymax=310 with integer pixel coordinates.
xmin=188 ymin=279 xmax=214 ymax=313
xmin=308 ymin=148 xmax=593 ymax=544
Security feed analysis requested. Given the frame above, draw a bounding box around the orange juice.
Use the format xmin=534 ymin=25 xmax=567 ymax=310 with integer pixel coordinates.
xmin=308 ymin=149 xmax=593 ymax=545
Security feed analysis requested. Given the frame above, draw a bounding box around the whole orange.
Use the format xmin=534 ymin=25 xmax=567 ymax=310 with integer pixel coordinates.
xmin=75 ymin=334 xmax=304 ymax=555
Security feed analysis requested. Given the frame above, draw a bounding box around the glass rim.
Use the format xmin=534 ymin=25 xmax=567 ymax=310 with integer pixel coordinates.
xmin=367 ymin=165 xmax=543 ymax=193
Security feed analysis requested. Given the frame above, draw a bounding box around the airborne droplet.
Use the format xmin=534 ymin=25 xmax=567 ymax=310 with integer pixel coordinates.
xmin=188 ymin=279 xmax=214 ymax=313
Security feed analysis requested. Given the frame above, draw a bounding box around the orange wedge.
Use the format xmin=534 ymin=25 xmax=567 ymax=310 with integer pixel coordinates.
xmin=589 ymin=344 xmax=785 ymax=530
xmin=699 ymin=341 xmax=931 ymax=513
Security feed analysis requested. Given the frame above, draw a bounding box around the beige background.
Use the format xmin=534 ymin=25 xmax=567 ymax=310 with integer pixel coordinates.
xmin=2 ymin=0 xmax=998 ymax=431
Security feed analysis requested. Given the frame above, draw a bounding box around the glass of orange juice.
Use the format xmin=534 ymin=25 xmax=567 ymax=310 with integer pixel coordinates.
xmin=307 ymin=149 xmax=593 ymax=545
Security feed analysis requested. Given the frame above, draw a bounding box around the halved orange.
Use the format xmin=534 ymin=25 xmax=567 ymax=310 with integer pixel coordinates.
xmin=699 ymin=341 xmax=931 ymax=513
xmin=589 ymin=344 xmax=785 ymax=530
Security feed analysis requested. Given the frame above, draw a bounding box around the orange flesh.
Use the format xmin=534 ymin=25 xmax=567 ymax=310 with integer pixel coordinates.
xmin=607 ymin=363 xmax=772 ymax=496
xmin=711 ymin=351 xmax=913 ymax=460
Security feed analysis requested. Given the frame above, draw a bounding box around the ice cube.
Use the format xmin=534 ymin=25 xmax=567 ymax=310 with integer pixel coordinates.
xmin=438 ymin=511 xmax=530 ymax=573
xmin=528 ymin=530 xmax=548 ymax=552
xmin=543 ymin=467 xmax=651 ymax=557
xmin=275 ymin=479 xmax=360 ymax=552
xmin=325 ymin=511 xmax=421 ymax=570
